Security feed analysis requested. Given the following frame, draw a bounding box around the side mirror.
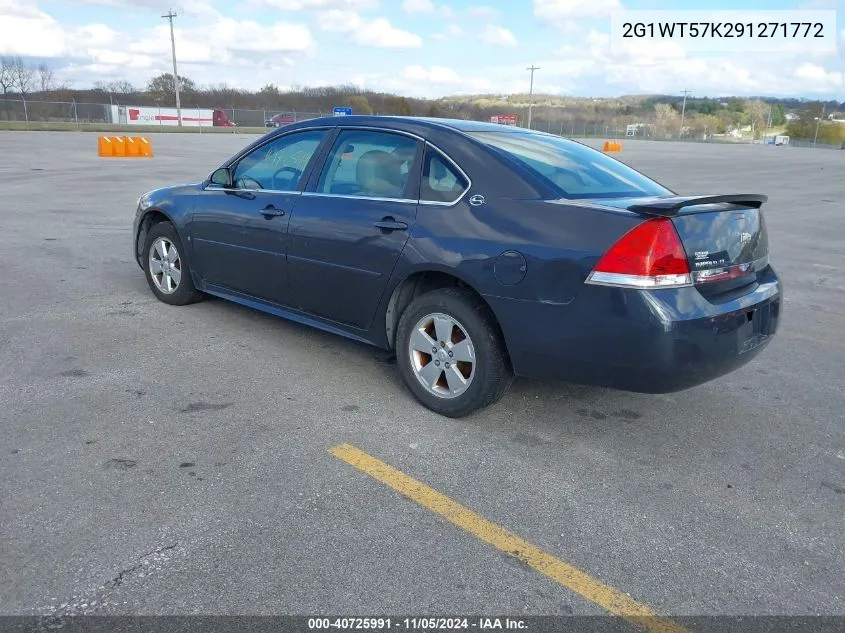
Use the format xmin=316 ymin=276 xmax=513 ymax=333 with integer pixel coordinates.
xmin=209 ymin=167 xmax=232 ymax=187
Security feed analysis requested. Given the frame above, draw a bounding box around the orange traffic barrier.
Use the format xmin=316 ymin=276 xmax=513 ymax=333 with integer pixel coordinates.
xmin=97 ymin=136 xmax=113 ymax=157
xmin=98 ymin=136 xmax=153 ymax=158
xmin=112 ymin=136 xmax=126 ymax=157
xmin=603 ymin=141 xmax=622 ymax=152
xmin=133 ymin=136 xmax=153 ymax=157
xmin=125 ymin=136 xmax=140 ymax=157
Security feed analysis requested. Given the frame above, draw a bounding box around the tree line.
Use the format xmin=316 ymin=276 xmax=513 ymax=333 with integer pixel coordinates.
xmin=0 ymin=56 xmax=62 ymax=98
xmin=2 ymin=63 xmax=843 ymax=143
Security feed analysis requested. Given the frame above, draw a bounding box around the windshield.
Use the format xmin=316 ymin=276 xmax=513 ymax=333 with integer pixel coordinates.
xmin=466 ymin=131 xmax=672 ymax=199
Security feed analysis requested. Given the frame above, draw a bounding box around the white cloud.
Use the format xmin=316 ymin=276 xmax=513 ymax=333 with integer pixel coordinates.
xmin=75 ymin=23 xmax=120 ymax=47
xmin=432 ymin=23 xmax=462 ymax=40
xmin=66 ymin=0 xmax=219 ymax=19
xmin=468 ymin=77 xmax=494 ymax=91
xmin=402 ymin=0 xmax=434 ymax=12
xmin=0 ymin=3 xmax=66 ymax=56
xmin=0 ymin=2 xmax=314 ymax=80
xmin=479 ymin=24 xmax=517 ymax=47
xmin=466 ymin=4 xmax=498 ymax=18
xmin=251 ymin=0 xmax=378 ymax=9
xmin=585 ymin=28 xmax=609 ymax=48
xmin=401 ymin=0 xmax=454 ymax=19
xmin=404 ymin=65 xmax=461 ymax=84
xmin=3 ymin=0 xmax=842 ymax=100
xmin=353 ymin=18 xmax=422 ymax=48
xmin=316 ymin=9 xmax=360 ymax=31
xmin=794 ymin=63 xmax=842 ymax=89
xmin=0 ymin=0 xmax=44 ymax=18
xmin=123 ymin=19 xmax=313 ymax=64
xmin=317 ymin=11 xmax=422 ymax=48
xmin=534 ymin=0 xmax=621 ymax=21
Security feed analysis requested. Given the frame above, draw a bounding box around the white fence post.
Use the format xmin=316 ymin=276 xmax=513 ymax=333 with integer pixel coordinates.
xmin=72 ymin=99 xmax=78 ymax=126
xmin=22 ymin=96 xmax=28 ymax=130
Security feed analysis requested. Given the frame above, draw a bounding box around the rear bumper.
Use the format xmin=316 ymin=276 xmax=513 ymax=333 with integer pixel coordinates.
xmin=486 ymin=266 xmax=781 ymax=393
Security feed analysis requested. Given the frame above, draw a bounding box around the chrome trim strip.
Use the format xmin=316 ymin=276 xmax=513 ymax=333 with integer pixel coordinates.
xmin=585 ymin=271 xmax=693 ymax=289
xmin=300 ymin=192 xmax=417 ymax=204
xmin=203 ymin=185 xmax=304 ymax=195
xmin=332 ymin=126 xmax=426 ymax=142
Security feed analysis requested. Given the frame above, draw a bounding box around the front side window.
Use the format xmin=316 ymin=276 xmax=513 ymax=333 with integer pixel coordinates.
xmin=466 ymin=131 xmax=672 ymax=199
xmin=420 ymin=147 xmax=468 ymax=203
xmin=232 ymin=130 xmax=327 ymax=191
xmin=317 ymin=130 xmax=419 ymax=199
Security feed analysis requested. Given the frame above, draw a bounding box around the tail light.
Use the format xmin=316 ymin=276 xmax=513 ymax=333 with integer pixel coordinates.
xmin=586 ymin=218 xmax=692 ymax=289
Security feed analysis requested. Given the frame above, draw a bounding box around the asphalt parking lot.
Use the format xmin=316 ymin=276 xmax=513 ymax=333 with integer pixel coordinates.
xmin=1 ymin=131 xmax=843 ymax=622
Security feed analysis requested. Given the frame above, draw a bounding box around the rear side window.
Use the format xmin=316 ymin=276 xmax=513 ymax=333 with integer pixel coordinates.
xmin=420 ymin=148 xmax=468 ymax=204
xmin=466 ymin=131 xmax=671 ymax=199
xmin=316 ymin=130 xmax=419 ymax=199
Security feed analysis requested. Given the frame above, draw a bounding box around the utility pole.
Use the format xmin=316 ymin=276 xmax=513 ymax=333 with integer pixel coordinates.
xmin=162 ymin=9 xmax=182 ymax=127
xmin=813 ymin=101 xmax=826 ymax=147
xmin=526 ymin=65 xmax=539 ymax=129
xmin=679 ymin=89 xmax=691 ymax=139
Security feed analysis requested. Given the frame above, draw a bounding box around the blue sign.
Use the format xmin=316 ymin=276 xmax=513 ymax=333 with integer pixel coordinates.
xmin=333 ymin=106 xmax=353 ymax=116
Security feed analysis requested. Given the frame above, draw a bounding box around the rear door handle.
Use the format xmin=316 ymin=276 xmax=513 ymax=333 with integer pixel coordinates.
xmin=259 ymin=205 xmax=285 ymax=217
xmin=373 ymin=218 xmax=408 ymax=231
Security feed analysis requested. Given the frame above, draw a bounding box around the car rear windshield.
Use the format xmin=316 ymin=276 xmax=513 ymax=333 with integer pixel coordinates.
xmin=466 ymin=131 xmax=672 ymax=199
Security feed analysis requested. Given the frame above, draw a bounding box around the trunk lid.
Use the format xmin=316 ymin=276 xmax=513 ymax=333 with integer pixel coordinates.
xmin=591 ymin=194 xmax=770 ymax=297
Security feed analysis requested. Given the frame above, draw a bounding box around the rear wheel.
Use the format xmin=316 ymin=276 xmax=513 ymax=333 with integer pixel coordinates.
xmin=396 ymin=288 xmax=511 ymax=417
xmin=143 ymin=222 xmax=202 ymax=306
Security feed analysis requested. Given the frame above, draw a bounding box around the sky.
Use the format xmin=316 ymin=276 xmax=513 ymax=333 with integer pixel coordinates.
xmin=1 ymin=0 xmax=843 ymax=99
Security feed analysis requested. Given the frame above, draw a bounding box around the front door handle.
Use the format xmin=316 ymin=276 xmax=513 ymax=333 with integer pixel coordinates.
xmin=373 ymin=218 xmax=408 ymax=231
xmin=259 ymin=205 xmax=285 ymax=217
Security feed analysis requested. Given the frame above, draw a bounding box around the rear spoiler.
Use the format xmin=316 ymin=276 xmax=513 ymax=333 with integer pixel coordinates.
xmin=628 ymin=194 xmax=768 ymax=217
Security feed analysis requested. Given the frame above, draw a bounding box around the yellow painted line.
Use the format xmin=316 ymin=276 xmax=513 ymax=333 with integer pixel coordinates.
xmin=330 ymin=443 xmax=690 ymax=633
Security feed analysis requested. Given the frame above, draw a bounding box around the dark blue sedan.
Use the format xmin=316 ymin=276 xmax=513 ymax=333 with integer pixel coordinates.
xmin=133 ymin=116 xmax=781 ymax=417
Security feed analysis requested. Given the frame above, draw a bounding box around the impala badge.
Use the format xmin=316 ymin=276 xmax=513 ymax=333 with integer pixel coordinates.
xmin=469 ymin=194 xmax=485 ymax=206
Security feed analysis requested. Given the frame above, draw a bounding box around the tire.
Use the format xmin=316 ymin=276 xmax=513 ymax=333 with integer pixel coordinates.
xmin=395 ymin=287 xmax=512 ymax=418
xmin=142 ymin=221 xmax=203 ymax=306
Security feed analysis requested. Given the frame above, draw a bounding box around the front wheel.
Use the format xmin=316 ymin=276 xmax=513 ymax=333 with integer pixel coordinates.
xmin=143 ymin=221 xmax=203 ymax=306
xmin=395 ymin=288 xmax=512 ymax=418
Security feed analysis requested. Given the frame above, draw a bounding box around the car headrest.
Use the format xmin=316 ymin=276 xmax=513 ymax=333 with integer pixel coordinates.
xmin=431 ymin=159 xmax=448 ymax=181
xmin=356 ymin=150 xmax=403 ymax=197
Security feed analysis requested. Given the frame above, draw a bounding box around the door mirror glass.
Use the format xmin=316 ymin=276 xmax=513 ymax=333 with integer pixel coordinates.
xmin=209 ymin=168 xmax=232 ymax=187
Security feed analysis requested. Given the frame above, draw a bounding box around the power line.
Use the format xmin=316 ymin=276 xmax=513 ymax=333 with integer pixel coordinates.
xmin=679 ymin=90 xmax=691 ymax=139
xmin=161 ymin=9 xmax=182 ymax=127
xmin=526 ymin=65 xmax=539 ymax=129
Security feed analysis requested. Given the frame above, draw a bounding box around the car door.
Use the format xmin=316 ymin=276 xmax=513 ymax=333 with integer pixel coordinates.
xmin=287 ymin=128 xmax=422 ymax=329
xmin=190 ymin=129 xmax=330 ymax=305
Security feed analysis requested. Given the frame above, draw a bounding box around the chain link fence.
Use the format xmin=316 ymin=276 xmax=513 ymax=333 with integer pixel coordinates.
xmin=2 ymin=98 xmax=843 ymax=149
xmin=0 ymin=99 xmax=330 ymax=132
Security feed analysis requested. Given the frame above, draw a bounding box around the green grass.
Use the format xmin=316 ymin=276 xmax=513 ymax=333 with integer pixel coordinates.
xmin=0 ymin=120 xmax=266 ymax=134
